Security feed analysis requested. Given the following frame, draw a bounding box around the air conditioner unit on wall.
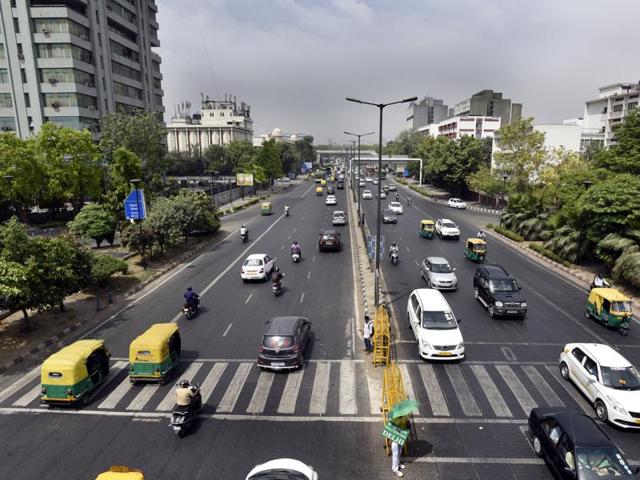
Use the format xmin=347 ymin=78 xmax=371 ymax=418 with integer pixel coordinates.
xmin=48 ymin=77 xmax=57 ymax=84
xmin=17 ymin=53 xmax=24 ymax=60
xmin=41 ymin=27 xmax=49 ymax=34
xmin=51 ymin=102 xmax=60 ymax=109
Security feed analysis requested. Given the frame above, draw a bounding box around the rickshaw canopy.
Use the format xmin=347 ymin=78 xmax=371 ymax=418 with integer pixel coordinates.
xmin=129 ymin=323 xmax=179 ymax=363
xmin=467 ymin=238 xmax=487 ymax=251
xmin=588 ymin=288 xmax=632 ymax=315
xmin=96 ymin=466 xmax=144 ymax=480
xmin=260 ymin=201 xmax=272 ymax=209
xmin=41 ymin=339 xmax=105 ymax=385
xmin=420 ymin=220 xmax=435 ymax=229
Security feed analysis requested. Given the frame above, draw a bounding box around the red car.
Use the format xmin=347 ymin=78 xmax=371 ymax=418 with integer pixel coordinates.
xmin=318 ymin=230 xmax=341 ymax=252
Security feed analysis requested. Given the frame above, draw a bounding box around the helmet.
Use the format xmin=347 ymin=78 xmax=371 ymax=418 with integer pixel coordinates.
xmin=187 ymin=286 xmax=192 ymax=291
xmin=392 ymin=242 xmax=397 ymax=247
xmin=293 ymin=241 xmax=298 ymax=245
xmin=274 ymin=267 xmax=280 ymax=273
xmin=179 ymin=379 xmax=190 ymax=388
xmin=242 ymin=224 xmax=246 ymax=228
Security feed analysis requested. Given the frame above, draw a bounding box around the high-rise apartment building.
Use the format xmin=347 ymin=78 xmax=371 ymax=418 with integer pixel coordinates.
xmin=454 ymin=90 xmax=522 ymax=126
xmin=406 ymin=96 xmax=452 ymax=131
xmin=0 ymin=0 xmax=163 ymax=137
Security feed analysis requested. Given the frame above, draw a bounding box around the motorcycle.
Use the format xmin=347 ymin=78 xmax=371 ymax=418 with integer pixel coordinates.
xmin=291 ymin=252 xmax=300 ymax=263
xmin=240 ymin=231 xmax=248 ymax=243
xmin=272 ymin=274 xmax=285 ymax=296
xmin=182 ymin=298 xmax=199 ymax=320
xmin=390 ymin=251 xmax=399 ymax=265
xmin=170 ymin=387 xmax=202 ymax=438
xmin=285 ymin=207 xmax=290 ymax=217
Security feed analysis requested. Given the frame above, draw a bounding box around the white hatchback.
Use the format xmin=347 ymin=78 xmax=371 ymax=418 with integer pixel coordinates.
xmin=407 ymin=289 xmax=464 ymax=360
xmin=362 ymin=189 xmax=372 ymax=199
xmin=388 ymin=202 xmax=403 ymax=214
xmin=241 ymin=254 xmax=274 ymax=281
xmin=332 ymin=210 xmax=346 ymax=225
xmin=325 ymin=195 xmax=337 ymax=205
xmin=435 ymin=218 xmax=460 ymax=239
xmin=246 ymin=458 xmax=318 ymax=480
xmin=560 ymin=343 xmax=640 ymax=429
xmin=448 ymin=198 xmax=467 ymax=209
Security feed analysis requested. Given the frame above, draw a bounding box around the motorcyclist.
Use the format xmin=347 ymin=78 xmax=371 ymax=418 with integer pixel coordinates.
xmin=290 ymin=240 xmax=301 ymax=258
xmin=477 ymin=230 xmax=487 ymax=241
xmin=240 ymin=224 xmax=248 ymax=238
xmin=389 ymin=242 xmax=399 ymax=259
xmin=184 ymin=287 xmax=199 ymax=310
xmin=284 ymin=204 xmax=290 ymax=216
xmin=175 ymin=379 xmax=198 ymax=409
xmin=592 ymin=273 xmax=611 ymax=289
xmin=395 ymin=193 xmax=400 ymax=201
xmin=271 ymin=267 xmax=284 ymax=288
xmin=407 ymin=195 xmax=412 ymax=206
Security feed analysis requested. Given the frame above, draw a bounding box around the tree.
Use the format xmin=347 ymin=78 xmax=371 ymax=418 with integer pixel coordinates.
xmin=385 ymin=130 xmax=424 ymax=156
xmin=0 ymin=260 xmax=34 ymax=329
xmin=166 ymin=190 xmax=220 ymax=241
xmin=68 ymin=203 xmax=118 ymax=247
xmin=145 ymin=196 xmax=182 ymax=255
xmin=493 ymin=118 xmax=546 ymax=193
xmin=226 ymin=140 xmax=256 ymax=174
xmin=90 ymin=252 xmax=127 ymax=288
xmin=593 ymin=109 xmax=640 ymax=174
xmin=280 ymin=142 xmax=300 ymax=175
xmin=294 ymin=136 xmax=316 ymax=166
xmin=0 ymin=133 xmax=42 ymax=218
xmin=204 ymin=145 xmax=230 ymax=174
xmin=120 ymin=222 xmax=155 ymax=260
xmin=466 ymin=165 xmax=504 ymax=197
xmin=254 ymin=139 xmax=283 ymax=184
xmin=107 ymin=147 xmax=142 ymax=209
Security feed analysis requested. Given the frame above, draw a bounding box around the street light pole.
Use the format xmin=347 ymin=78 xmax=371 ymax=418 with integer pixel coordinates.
xmin=346 ymin=96 xmax=417 ymax=306
xmin=345 ymin=130 xmax=375 ymax=228
xmin=130 ymin=178 xmax=145 ymax=267
xmin=576 ymin=180 xmax=594 ymax=265
xmin=4 ymin=174 xmax=14 ymax=215
xmin=502 ymin=174 xmax=508 ymax=208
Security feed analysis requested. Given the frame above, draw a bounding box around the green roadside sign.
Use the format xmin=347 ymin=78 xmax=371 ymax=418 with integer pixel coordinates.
xmin=382 ymin=422 xmax=409 ymax=445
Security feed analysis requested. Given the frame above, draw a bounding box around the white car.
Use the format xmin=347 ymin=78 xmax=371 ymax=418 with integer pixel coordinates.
xmin=407 ymin=289 xmax=464 ymax=360
xmin=246 ymin=458 xmax=318 ymax=480
xmin=435 ymin=219 xmax=460 ymax=239
xmin=332 ymin=210 xmax=346 ymax=225
xmin=325 ymin=195 xmax=337 ymax=205
xmin=560 ymin=343 xmax=640 ymax=429
xmin=448 ymin=198 xmax=467 ymax=209
xmin=379 ymin=191 xmax=386 ymax=199
xmin=362 ymin=189 xmax=372 ymax=199
xmin=359 ymin=180 xmax=366 ymax=187
xmin=388 ymin=202 xmax=403 ymax=214
xmin=241 ymin=254 xmax=274 ymax=281
xmin=421 ymin=257 xmax=458 ymax=290
xmin=365 ymin=176 xmax=373 ymax=183
xmin=372 ymin=179 xmax=379 ymax=185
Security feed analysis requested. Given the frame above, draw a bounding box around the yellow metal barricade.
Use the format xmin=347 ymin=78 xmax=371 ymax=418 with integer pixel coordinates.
xmin=381 ymin=363 xmax=409 ymax=454
xmin=372 ymin=304 xmax=390 ymax=366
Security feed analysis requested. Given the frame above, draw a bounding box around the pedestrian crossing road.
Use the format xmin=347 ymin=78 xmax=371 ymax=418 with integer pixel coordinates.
xmin=0 ymin=359 xmax=595 ymax=421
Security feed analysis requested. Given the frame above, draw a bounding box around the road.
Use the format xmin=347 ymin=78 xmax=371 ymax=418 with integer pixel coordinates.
xmin=1 ymin=176 xmax=639 ymax=479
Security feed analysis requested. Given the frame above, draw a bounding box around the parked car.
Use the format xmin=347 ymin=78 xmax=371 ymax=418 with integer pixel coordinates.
xmin=473 ymin=264 xmax=527 ymax=318
xmin=420 ymin=257 xmax=458 ymax=290
xmin=257 ymin=316 xmax=311 ymax=370
xmin=388 ymin=202 xmax=403 ymax=214
xmin=332 ymin=210 xmax=346 ymax=226
xmin=527 ymin=406 xmax=637 ymax=479
xmin=407 ymin=289 xmax=464 ymax=360
xmin=318 ymin=230 xmax=341 ymax=252
xmin=362 ymin=190 xmax=372 ymax=199
xmin=382 ymin=209 xmax=397 ymax=224
xmin=448 ymin=198 xmax=467 ymax=209
xmin=325 ymin=195 xmax=337 ymax=205
xmin=560 ymin=343 xmax=640 ymax=428
xmin=435 ymin=219 xmax=460 ymax=239
xmin=241 ymin=254 xmax=274 ymax=281
xmin=246 ymin=458 xmax=319 ymax=480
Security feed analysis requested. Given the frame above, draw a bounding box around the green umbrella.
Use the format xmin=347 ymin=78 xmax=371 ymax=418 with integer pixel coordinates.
xmin=388 ymin=399 xmax=420 ymax=419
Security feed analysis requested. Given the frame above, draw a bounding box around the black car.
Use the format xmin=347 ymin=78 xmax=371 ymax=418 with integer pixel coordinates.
xmin=258 ymin=316 xmax=311 ymax=370
xmin=382 ymin=209 xmax=397 ymax=224
xmin=473 ymin=264 xmax=527 ymax=319
xmin=318 ymin=230 xmax=341 ymax=251
xmin=337 ymin=181 xmax=344 ymax=189
xmin=528 ymin=407 xmax=638 ymax=479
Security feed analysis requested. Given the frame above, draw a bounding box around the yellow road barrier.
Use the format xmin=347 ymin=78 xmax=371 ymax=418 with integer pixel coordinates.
xmin=372 ymin=304 xmax=390 ymax=366
xmin=381 ymin=362 xmax=409 ymax=454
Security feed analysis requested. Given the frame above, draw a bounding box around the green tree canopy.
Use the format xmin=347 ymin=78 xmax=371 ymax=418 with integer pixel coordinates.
xmin=593 ymin=109 xmax=640 ymax=174
xmin=68 ymin=203 xmax=118 ymax=247
xmin=107 ymin=147 xmax=142 ymax=209
xmin=255 ymin=139 xmax=283 ymax=184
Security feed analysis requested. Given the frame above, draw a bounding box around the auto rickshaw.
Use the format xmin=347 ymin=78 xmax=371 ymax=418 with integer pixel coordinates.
xmin=464 ymin=238 xmax=487 ymax=263
xmin=260 ymin=201 xmax=272 ymax=215
xmin=320 ymin=179 xmax=327 ymax=186
xmin=129 ymin=323 xmax=181 ymax=384
xmin=315 ymin=186 xmax=323 ymax=196
xmin=586 ymin=288 xmax=633 ymax=336
xmin=96 ymin=466 xmax=145 ymax=480
xmin=40 ymin=339 xmax=111 ymax=406
xmin=419 ymin=220 xmax=435 ymax=239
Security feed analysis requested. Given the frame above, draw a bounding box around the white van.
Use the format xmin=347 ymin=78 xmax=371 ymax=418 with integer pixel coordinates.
xmin=407 ymin=289 xmax=464 ymax=360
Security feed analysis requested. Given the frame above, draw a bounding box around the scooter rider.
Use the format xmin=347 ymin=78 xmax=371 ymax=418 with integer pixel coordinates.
xmin=291 ymin=240 xmax=301 ymax=258
xmin=389 ymin=242 xmax=399 ymax=259
xmin=477 ymin=230 xmax=487 ymax=241
xmin=271 ymin=267 xmax=284 ymax=288
xmin=395 ymin=193 xmax=400 ymax=201
xmin=240 ymin=224 xmax=248 ymax=238
xmin=592 ymin=273 xmax=611 ymax=289
xmin=284 ymin=204 xmax=290 ymax=216
xmin=184 ymin=286 xmax=199 ymax=310
xmin=175 ymin=379 xmax=198 ymax=408
xmin=407 ymin=195 xmax=412 ymax=206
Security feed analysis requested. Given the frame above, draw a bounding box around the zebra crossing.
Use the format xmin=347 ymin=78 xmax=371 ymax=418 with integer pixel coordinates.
xmin=0 ymin=359 xmax=593 ymax=420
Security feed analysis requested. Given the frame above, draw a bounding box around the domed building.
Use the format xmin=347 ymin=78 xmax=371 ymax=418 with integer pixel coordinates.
xmin=252 ymin=128 xmax=309 ymax=147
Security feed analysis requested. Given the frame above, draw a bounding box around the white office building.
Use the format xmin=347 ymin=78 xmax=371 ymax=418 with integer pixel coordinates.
xmin=166 ymin=95 xmax=253 ymax=153
xmin=0 ymin=0 xmax=164 ymax=137
xmin=418 ymin=115 xmax=501 ymax=141
xmin=582 ymin=82 xmax=639 ymax=148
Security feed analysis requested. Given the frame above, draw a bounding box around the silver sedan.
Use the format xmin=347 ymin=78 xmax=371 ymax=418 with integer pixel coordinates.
xmin=420 ymin=256 xmax=458 ymax=290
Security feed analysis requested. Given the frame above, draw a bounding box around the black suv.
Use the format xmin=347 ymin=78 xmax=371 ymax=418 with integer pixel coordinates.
xmin=473 ymin=264 xmax=527 ymax=319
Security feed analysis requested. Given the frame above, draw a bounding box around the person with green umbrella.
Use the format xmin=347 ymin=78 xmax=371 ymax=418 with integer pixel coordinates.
xmin=390 ymin=415 xmax=409 ymax=477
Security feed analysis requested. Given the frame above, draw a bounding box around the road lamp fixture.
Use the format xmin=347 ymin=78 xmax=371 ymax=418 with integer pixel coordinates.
xmin=576 ymin=180 xmax=594 ymax=265
xmin=4 ymin=174 xmax=14 ymax=215
xmin=346 ymin=95 xmax=417 ymax=306
xmin=129 ymin=178 xmax=145 ymax=266
xmin=344 ymin=130 xmax=375 ymax=228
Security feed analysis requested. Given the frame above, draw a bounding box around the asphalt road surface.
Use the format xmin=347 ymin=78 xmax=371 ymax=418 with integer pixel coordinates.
xmin=1 ymin=177 xmax=640 ymax=479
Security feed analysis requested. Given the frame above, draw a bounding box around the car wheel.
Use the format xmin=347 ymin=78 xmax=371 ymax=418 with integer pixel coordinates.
xmin=595 ymin=400 xmax=608 ymax=422
xmin=488 ymin=304 xmax=496 ymax=318
xmin=532 ymin=435 xmax=544 ymax=458
xmin=426 ymin=278 xmax=432 ymax=288
xmin=560 ymin=362 xmax=570 ymax=380
xmin=474 ymin=288 xmax=479 ymax=300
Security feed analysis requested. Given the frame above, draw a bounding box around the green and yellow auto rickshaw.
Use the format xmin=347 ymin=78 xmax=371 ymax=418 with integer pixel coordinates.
xmin=315 ymin=186 xmax=324 ymax=196
xmin=96 ymin=466 xmax=145 ymax=480
xmin=129 ymin=323 xmax=181 ymax=384
xmin=464 ymin=238 xmax=487 ymax=263
xmin=40 ymin=339 xmax=111 ymax=407
xmin=586 ymin=288 xmax=633 ymax=336
xmin=419 ymin=220 xmax=435 ymax=239
xmin=260 ymin=201 xmax=272 ymax=215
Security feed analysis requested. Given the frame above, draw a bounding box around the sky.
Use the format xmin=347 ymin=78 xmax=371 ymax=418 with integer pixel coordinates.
xmin=157 ymin=0 xmax=640 ymax=145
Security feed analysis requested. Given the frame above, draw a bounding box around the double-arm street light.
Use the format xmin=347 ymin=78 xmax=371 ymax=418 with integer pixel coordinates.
xmin=344 ymin=130 xmax=375 ymax=228
xmin=346 ymin=95 xmax=417 ymax=306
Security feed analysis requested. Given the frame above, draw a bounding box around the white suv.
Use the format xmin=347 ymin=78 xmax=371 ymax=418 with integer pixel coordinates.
xmin=388 ymin=202 xmax=403 ymax=214
xmin=435 ymin=219 xmax=460 ymax=239
xmin=448 ymin=198 xmax=467 ymax=209
xmin=246 ymin=458 xmax=318 ymax=480
xmin=560 ymin=343 xmax=640 ymax=429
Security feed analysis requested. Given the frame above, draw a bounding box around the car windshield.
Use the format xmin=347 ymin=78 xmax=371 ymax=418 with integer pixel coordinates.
xmin=263 ymin=335 xmax=294 ymax=349
xmin=383 ymin=209 xmax=394 ymax=215
xmin=248 ymin=470 xmax=309 ymax=480
xmin=322 ymin=233 xmax=336 ymax=240
xmin=390 ymin=202 xmax=401 ymax=207
xmin=244 ymin=258 xmax=263 ymax=266
xmin=333 ymin=213 xmax=344 ymax=218
xmin=600 ymin=366 xmax=640 ymax=390
xmin=611 ymin=301 xmax=632 ymax=313
xmin=421 ymin=310 xmax=457 ymax=330
xmin=489 ymin=279 xmax=518 ymax=292
xmin=575 ymin=447 xmax=635 ymax=479
xmin=431 ymin=263 xmax=452 ymax=273
xmin=442 ymin=222 xmax=456 ymax=228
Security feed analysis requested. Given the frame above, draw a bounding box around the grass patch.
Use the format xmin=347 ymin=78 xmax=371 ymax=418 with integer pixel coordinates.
xmin=490 ymin=224 xmax=524 ymax=242
xmin=528 ymin=243 xmax=573 ymax=268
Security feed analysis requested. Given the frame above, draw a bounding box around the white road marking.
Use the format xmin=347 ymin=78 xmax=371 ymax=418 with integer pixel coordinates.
xmin=300 ymin=293 xmax=305 ymax=304
xmin=0 ymin=367 xmax=42 ymax=404
xmin=246 ymin=371 xmax=275 ymax=414
xmin=288 ymin=235 xmax=292 ymax=240
xmin=222 ymin=323 xmax=233 ymax=337
xmin=12 ymin=384 xmax=43 ymax=407
xmin=217 ymin=363 xmax=252 ymax=413
xmin=411 ymin=457 xmax=543 ymax=466
xmin=405 ymin=246 xmax=410 ymax=252
xmin=523 ymin=365 xmax=563 ymax=407
xmin=126 ymin=385 xmax=160 ymax=411
xmin=470 ymin=365 xmax=512 ymax=418
xmin=199 ymin=362 xmax=227 ymax=404
xmin=307 ymin=271 xmax=311 ymax=280
xmin=280 ymin=245 xmax=285 ymax=250
xmin=156 ymin=362 xmax=203 ymax=411
xmin=97 ymin=361 xmax=133 ymax=409
xmin=339 ymin=361 xmax=356 ymax=415
xmin=309 ymin=362 xmax=331 ymax=415
xmin=368 ymin=372 xmax=382 ymax=415
xmin=501 ymin=346 xmax=517 ymax=361
xmin=446 ymin=365 xmax=481 ymax=416
xmin=244 ymin=293 xmax=253 ymax=304
xmin=312 ymin=256 xmax=316 ymax=262
xmin=414 ymin=259 xmax=419 ymax=266
xmin=496 ymin=365 xmax=537 ymax=415
xmin=418 ymin=364 xmax=449 ymax=416
xmin=277 ymin=369 xmax=304 ymax=414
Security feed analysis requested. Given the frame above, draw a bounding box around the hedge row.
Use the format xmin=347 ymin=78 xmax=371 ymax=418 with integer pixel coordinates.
xmin=528 ymin=243 xmax=573 ymax=268
xmin=488 ymin=224 xmax=524 ymax=242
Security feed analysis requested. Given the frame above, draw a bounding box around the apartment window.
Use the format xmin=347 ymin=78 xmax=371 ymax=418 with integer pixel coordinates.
xmin=613 ymin=104 xmax=623 ymax=112
xmin=33 ymin=19 xmax=90 ymax=40
xmin=109 ymin=40 xmax=139 ymax=62
xmin=0 ymin=44 xmax=5 ymax=59
xmin=107 ymin=1 xmax=137 ymax=24
xmin=13 ymin=17 xmax=19 ymax=34
xmin=152 ymin=60 xmax=160 ymax=72
xmin=100 ymin=55 xmax=104 ymax=69
xmin=40 ymin=68 xmax=95 ymax=87
xmin=630 ymin=94 xmax=639 ymax=99
xmin=111 ymin=60 xmax=141 ymax=81
xmin=48 ymin=116 xmax=98 ymax=130
xmin=107 ymin=18 xmax=137 ymax=42
xmin=10 ymin=0 xmax=17 ymax=7
xmin=20 ymin=68 xmax=27 ymax=83
xmin=628 ymin=103 xmax=637 ymax=110
xmin=154 ymin=94 xmax=162 ymax=105
xmin=24 ymin=93 xmax=30 ymax=108
xmin=0 ymin=93 xmax=13 ymax=108
xmin=104 ymin=98 xmax=108 ymax=111
xmin=0 ymin=69 xmax=9 ymax=83
xmin=95 ymin=9 xmax=100 ymax=24
xmin=98 ymin=32 xmax=101 ymax=46
xmin=113 ymin=81 xmax=142 ymax=100
xmin=17 ymin=43 xmax=23 ymax=57
xmin=115 ymin=101 xmax=140 ymax=114
xmin=43 ymin=92 xmax=97 ymax=109
xmin=102 ymin=77 xmax=106 ymax=89
xmin=0 ymin=117 xmax=16 ymax=131
xmin=153 ymin=78 xmax=161 ymax=89
xmin=37 ymin=44 xmax=93 ymax=65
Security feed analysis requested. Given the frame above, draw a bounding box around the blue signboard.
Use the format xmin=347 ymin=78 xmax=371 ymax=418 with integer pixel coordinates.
xmin=124 ymin=189 xmax=147 ymax=221
xmin=366 ymin=235 xmax=385 ymax=259
xmin=403 ymin=167 xmax=410 ymax=177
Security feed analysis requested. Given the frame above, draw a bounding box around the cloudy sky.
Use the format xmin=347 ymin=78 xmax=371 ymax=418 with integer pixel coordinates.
xmin=157 ymin=0 xmax=640 ymax=145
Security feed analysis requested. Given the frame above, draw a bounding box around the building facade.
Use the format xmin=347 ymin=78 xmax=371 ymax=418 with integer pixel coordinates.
xmin=454 ymin=90 xmax=522 ymax=126
xmin=167 ymin=95 xmax=253 ymax=152
xmin=406 ymin=96 xmax=452 ymax=131
xmin=0 ymin=0 xmax=164 ymax=137
xmin=419 ymin=115 xmax=501 ymax=141
xmin=582 ymin=82 xmax=639 ymax=148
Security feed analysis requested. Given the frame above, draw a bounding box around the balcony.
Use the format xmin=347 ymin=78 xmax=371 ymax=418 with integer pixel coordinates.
xmin=36 ymin=57 xmax=95 ymax=73
xmin=33 ymin=32 xmax=92 ymax=50
xmin=40 ymin=81 xmax=96 ymax=96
